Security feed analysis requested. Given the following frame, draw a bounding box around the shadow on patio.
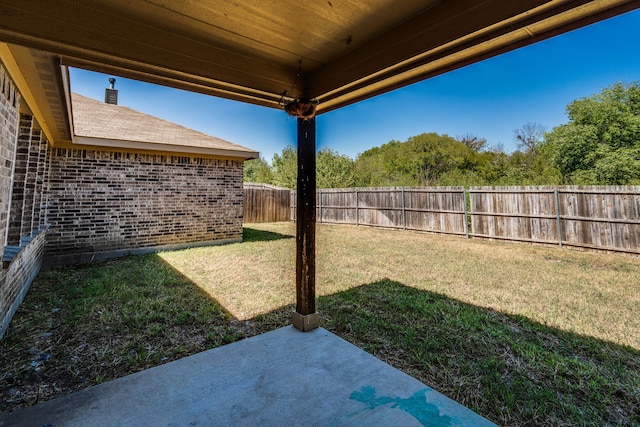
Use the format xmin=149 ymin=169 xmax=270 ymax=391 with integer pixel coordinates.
xmin=0 ymin=228 xmax=638 ymax=425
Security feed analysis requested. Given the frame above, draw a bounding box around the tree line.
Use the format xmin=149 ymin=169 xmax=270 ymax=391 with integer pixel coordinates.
xmin=244 ymin=82 xmax=640 ymax=188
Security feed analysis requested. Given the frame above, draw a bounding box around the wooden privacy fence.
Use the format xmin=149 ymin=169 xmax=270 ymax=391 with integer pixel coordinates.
xmin=469 ymin=186 xmax=640 ymax=254
xmin=243 ymin=183 xmax=291 ymax=223
xmin=292 ymin=187 xmax=468 ymax=236
xmin=248 ymin=184 xmax=640 ymax=255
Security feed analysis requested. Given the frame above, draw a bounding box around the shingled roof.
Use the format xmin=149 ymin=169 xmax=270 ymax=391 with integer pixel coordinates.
xmin=70 ymin=92 xmax=258 ymax=159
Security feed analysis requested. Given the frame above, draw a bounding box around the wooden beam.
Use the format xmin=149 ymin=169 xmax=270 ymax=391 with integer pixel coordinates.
xmin=310 ymin=0 xmax=549 ymax=97
xmin=312 ymin=0 xmax=640 ymax=113
xmin=0 ymin=0 xmax=300 ymax=103
xmin=292 ymin=117 xmax=319 ymax=332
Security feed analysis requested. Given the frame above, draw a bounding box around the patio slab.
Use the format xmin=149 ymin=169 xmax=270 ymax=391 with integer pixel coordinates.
xmin=0 ymin=326 xmax=496 ymax=426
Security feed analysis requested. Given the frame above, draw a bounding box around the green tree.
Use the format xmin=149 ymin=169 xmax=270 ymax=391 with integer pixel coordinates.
xmin=546 ymin=82 xmax=640 ymax=184
xmin=271 ymin=145 xmax=298 ymax=189
xmin=354 ymin=133 xmax=474 ymax=187
xmin=409 ymin=133 xmax=470 ymax=185
xmin=317 ymin=148 xmax=355 ymax=188
xmin=354 ymin=148 xmax=389 ymax=187
xmin=269 ymin=145 xmax=357 ymax=189
xmin=443 ymin=142 xmax=561 ymax=186
xmin=354 ymin=141 xmax=417 ymax=187
xmin=243 ymin=157 xmax=274 ymax=184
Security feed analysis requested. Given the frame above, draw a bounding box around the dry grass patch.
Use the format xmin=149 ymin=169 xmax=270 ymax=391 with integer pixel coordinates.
xmin=163 ymin=222 xmax=639 ymax=350
xmin=158 ymin=227 xmax=295 ymax=320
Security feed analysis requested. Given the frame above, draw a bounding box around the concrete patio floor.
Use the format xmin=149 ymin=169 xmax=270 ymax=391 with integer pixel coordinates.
xmin=0 ymin=326 xmax=496 ymax=426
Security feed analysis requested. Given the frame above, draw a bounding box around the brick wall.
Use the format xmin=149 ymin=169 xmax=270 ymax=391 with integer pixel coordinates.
xmin=0 ymin=230 xmax=45 ymax=339
xmin=6 ymin=113 xmax=49 ymax=246
xmin=32 ymin=132 xmax=49 ymax=232
xmin=45 ymin=148 xmax=244 ymax=263
xmin=0 ymin=64 xmax=20 ymax=250
xmin=7 ymin=114 xmax=35 ymax=244
xmin=0 ymin=63 xmax=47 ymax=340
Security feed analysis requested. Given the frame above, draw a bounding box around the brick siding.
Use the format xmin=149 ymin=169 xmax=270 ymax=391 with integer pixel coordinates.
xmin=0 ymin=64 xmax=20 ymax=250
xmin=0 ymin=63 xmax=46 ymax=340
xmin=7 ymin=113 xmax=48 ymax=245
xmin=45 ymin=149 xmax=244 ymax=261
xmin=0 ymin=230 xmax=45 ymax=339
xmin=7 ymin=114 xmax=35 ymax=244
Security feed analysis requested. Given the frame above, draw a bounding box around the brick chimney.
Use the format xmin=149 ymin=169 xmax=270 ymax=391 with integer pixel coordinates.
xmin=104 ymin=78 xmax=118 ymax=105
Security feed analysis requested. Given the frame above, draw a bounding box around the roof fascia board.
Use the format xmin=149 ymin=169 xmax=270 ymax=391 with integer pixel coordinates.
xmin=59 ymin=56 xmax=285 ymax=110
xmin=71 ymin=135 xmax=259 ymax=160
xmin=60 ymin=64 xmax=75 ymax=146
xmin=0 ymin=33 xmax=284 ymax=109
xmin=0 ymin=42 xmax=57 ymax=142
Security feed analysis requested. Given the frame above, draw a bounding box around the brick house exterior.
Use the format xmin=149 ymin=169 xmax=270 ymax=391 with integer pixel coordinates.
xmin=44 ymin=94 xmax=254 ymax=264
xmin=0 ymin=48 xmax=258 ymax=338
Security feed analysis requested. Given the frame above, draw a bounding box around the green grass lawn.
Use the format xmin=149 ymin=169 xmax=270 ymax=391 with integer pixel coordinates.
xmin=1 ymin=222 xmax=639 ymax=426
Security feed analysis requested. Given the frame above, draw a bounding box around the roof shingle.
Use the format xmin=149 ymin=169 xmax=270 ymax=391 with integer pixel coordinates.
xmin=71 ymin=93 xmax=257 ymax=158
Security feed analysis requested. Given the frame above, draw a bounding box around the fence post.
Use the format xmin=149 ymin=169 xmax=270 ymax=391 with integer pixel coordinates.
xmin=554 ymin=187 xmax=563 ymax=248
xmin=355 ymin=189 xmax=359 ymax=226
xmin=401 ymin=187 xmax=406 ymax=229
xmin=318 ymin=190 xmax=322 ymax=224
xmin=463 ymin=189 xmax=469 ymax=238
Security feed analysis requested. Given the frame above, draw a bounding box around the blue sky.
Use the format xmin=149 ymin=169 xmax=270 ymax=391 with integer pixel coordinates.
xmin=69 ymin=9 xmax=640 ymax=163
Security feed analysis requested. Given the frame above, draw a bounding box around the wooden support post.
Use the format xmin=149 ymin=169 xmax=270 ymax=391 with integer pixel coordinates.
xmin=292 ymin=117 xmax=319 ymax=332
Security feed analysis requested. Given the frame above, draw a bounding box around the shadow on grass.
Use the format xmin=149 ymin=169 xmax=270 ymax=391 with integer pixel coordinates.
xmin=1 ymin=258 xmax=638 ymax=426
xmin=243 ymin=227 xmax=294 ymax=242
xmin=254 ymin=280 xmax=640 ymax=427
xmin=0 ymin=254 xmax=245 ymax=415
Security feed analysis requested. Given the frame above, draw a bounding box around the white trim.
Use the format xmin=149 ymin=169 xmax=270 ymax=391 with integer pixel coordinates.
xmin=61 ymin=64 xmax=75 ymax=142
xmin=71 ymin=135 xmax=258 ymax=159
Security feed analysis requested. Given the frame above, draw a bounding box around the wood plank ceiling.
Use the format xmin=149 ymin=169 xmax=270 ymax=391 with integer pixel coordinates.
xmin=0 ymin=0 xmax=638 ymax=115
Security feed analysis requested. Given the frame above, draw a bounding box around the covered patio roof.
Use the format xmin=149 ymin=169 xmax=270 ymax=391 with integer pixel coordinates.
xmin=0 ymin=1 xmax=637 ymax=119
